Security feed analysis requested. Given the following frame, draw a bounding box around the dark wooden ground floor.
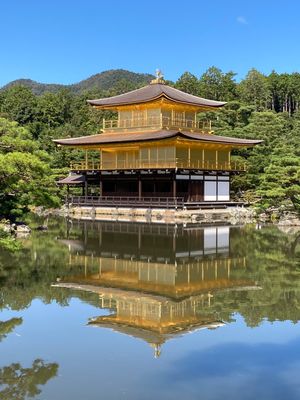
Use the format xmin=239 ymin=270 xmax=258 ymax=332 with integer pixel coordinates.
xmin=61 ymin=169 xmax=234 ymax=204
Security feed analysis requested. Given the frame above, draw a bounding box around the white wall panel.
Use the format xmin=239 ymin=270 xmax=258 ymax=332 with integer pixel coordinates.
xmin=217 ymin=182 xmax=230 ymax=201
xmin=204 ymin=181 xmax=217 ymax=201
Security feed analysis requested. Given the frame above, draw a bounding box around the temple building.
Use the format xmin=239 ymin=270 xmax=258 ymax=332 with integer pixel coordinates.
xmin=55 ymin=73 xmax=262 ymax=207
xmin=55 ymin=222 xmax=258 ymax=356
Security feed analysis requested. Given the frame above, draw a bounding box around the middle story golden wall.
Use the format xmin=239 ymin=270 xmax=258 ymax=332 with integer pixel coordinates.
xmin=100 ymin=142 xmax=230 ymax=170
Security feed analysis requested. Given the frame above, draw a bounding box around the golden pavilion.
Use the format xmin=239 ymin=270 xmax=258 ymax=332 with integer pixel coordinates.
xmin=55 ymin=72 xmax=262 ymax=208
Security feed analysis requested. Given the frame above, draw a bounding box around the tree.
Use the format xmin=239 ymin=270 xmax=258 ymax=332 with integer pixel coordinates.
xmin=258 ymin=146 xmax=300 ymax=209
xmin=216 ymin=111 xmax=293 ymax=202
xmin=199 ymin=67 xmax=237 ymax=101
xmin=0 ymin=86 xmax=37 ymax=125
xmin=175 ymin=72 xmax=199 ymax=95
xmin=36 ymin=89 xmax=73 ymax=128
xmin=0 ymin=118 xmax=60 ymax=218
xmin=239 ymin=69 xmax=270 ymax=110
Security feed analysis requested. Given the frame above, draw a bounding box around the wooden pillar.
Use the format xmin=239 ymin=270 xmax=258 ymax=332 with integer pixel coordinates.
xmin=138 ymin=176 xmax=142 ymax=200
xmin=173 ymin=177 xmax=177 ymax=199
xmin=99 ymin=175 xmax=102 ymax=198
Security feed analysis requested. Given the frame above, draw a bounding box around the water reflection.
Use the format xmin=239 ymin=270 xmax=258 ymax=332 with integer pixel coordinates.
xmin=55 ymin=222 xmax=261 ymax=356
xmin=0 ymin=317 xmax=22 ymax=342
xmin=1 ymin=218 xmax=300 ymax=398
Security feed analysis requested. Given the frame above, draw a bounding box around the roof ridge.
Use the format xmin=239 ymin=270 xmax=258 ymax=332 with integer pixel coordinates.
xmin=87 ymin=83 xmax=154 ymax=103
xmin=53 ymin=132 xmax=103 ymax=143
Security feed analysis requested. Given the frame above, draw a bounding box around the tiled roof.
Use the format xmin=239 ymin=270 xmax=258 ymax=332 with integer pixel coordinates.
xmin=57 ymin=174 xmax=85 ymax=184
xmin=87 ymin=82 xmax=226 ymax=108
xmin=53 ymin=130 xmax=263 ymax=147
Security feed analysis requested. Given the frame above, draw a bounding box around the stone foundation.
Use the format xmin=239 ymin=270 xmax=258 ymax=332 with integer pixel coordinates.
xmin=62 ymin=205 xmax=257 ymax=225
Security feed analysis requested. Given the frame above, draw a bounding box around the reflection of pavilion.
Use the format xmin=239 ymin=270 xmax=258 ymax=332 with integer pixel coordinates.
xmin=57 ymin=282 xmax=223 ymax=357
xmin=56 ymin=222 xmax=255 ymax=356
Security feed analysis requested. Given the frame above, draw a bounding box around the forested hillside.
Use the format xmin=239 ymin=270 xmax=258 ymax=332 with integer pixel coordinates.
xmin=0 ymin=67 xmax=300 ymax=218
xmin=1 ymin=69 xmax=154 ymax=96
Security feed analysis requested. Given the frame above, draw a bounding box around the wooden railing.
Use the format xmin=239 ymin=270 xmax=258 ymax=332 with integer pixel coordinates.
xmin=69 ymin=195 xmax=185 ymax=209
xmin=103 ymin=116 xmax=212 ymax=132
xmin=70 ymin=159 xmax=246 ymax=172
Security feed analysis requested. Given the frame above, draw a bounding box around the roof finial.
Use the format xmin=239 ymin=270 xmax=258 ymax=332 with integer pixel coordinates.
xmin=151 ymin=69 xmax=165 ymax=84
xmin=156 ymin=69 xmax=163 ymax=80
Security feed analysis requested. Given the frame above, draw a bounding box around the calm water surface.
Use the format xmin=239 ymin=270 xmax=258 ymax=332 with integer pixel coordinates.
xmin=1 ymin=218 xmax=300 ymax=400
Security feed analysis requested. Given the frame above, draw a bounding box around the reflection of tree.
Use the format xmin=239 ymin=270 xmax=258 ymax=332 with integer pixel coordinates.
xmin=0 ymin=216 xmax=99 ymax=311
xmin=216 ymin=226 xmax=300 ymax=326
xmin=0 ymin=318 xmax=22 ymax=342
xmin=0 ymin=359 xmax=58 ymax=400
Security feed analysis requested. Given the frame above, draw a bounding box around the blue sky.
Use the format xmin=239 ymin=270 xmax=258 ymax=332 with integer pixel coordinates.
xmin=1 ymin=0 xmax=300 ymax=87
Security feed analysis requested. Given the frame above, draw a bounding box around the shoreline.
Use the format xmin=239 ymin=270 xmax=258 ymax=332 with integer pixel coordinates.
xmin=61 ymin=205 xmax=257 ymax=225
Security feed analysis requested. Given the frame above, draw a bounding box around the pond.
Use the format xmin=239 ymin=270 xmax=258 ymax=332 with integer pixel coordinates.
xmin=0 ymin=217 xmax=300 ymax=400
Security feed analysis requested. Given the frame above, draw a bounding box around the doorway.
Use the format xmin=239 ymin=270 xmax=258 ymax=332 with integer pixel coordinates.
xmin=188 ymin=181 xmax=204 ymax=201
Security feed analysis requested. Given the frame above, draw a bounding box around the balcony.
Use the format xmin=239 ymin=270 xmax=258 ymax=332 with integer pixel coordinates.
xmin=70 ymin=159 xmax=246 ymax=172
xmin=102 ymin=116 xmax=212 ymax=133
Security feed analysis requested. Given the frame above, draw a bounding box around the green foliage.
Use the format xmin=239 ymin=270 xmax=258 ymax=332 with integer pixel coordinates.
xmin=0 ymin=118 xmax=60 ymax=218
xmin=175 ymin=72 xmax=199 ymax=94
xmin=36 ymin=89 xmax=73 ymax=128
xmin=0 ymin=317 xmax=22 ymax=341
xmin=0 ymin=359 xmax=58 ymax=399
xmin=0 ymin=85 xmax=37 ymax=124
xmin=198 ymin=66 xmax=237 ymax=101
xmin=0 ymin=229 xmax=22 ymax=251
xmin=238 ymin=68 xmax=270 ymax=110
xmin=224 ymin=111 xmax=300 ymax=209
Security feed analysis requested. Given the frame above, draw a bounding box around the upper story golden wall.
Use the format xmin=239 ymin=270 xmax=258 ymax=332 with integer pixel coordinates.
xmin=102 ymin=103 xmax=212 ymax=134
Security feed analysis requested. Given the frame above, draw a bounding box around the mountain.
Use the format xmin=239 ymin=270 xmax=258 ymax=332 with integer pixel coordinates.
xmin=1 ymin=79 xmax=65 ymax=95
xmin=1 ymin=69 xmax=155 ymax=96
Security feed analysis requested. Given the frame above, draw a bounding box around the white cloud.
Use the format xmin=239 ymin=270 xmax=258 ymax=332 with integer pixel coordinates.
xmin=237 ymin=16 xmax=248 ymax=25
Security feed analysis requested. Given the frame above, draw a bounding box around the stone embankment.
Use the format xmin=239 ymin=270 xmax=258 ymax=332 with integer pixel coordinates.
xmin=61 ymin=205 xmax=257 ymax=225
xmin=277 ymin=214 xmax=300 ymax=226
xmin=32 ymin=205 xmax=300 ymax=228
xmin=0 ymin=220 xmax=31 ymax=236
